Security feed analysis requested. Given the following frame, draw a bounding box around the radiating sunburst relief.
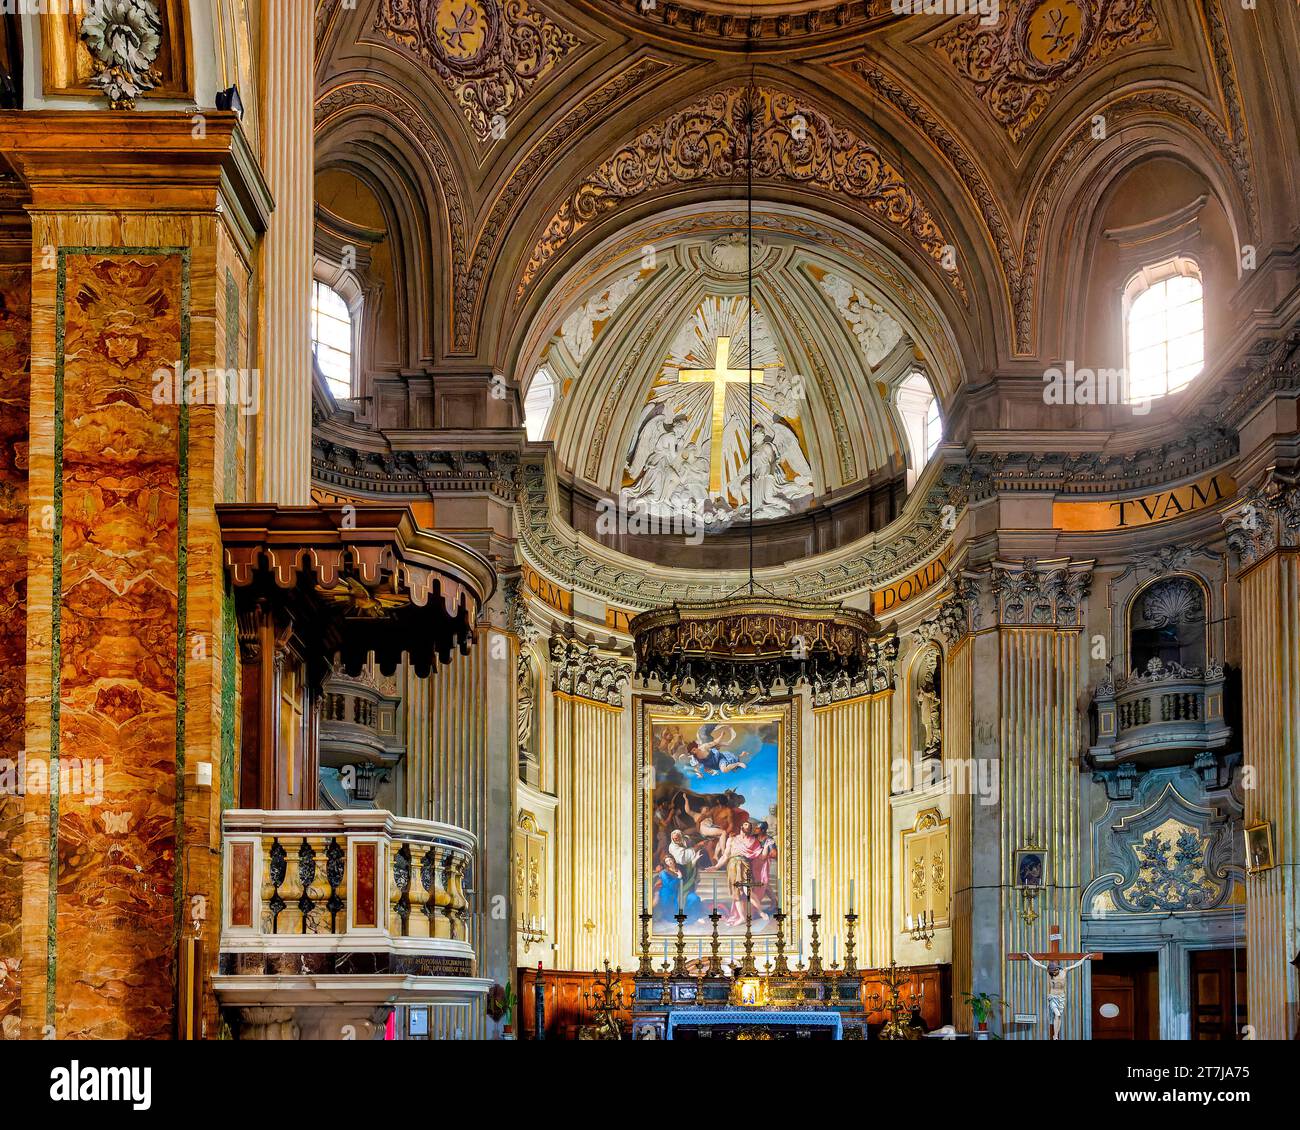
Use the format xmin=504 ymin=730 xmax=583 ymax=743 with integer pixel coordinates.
xmin=621 ymin=296 xmax=815 ymax=528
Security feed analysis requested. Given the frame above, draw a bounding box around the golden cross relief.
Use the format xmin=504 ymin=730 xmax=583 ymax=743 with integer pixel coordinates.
xmin=677 ymin=335 xmax=764 ymax=493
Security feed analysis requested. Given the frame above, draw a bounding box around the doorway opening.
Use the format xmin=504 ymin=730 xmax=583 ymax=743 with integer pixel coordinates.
xmin=1091 ymin=952 xmax=1160 ymax=1039
xmin=1190 ymin=947 xmax=1246 ymax=1040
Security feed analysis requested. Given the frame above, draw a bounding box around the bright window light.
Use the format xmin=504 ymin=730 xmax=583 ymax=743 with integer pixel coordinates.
xmin=1125 ymin=263 xmax=1203 ymax=402
xmin=524 ymin=368 xmax=556 ymax=441
xmin=896 ymin=371 xmax=942 ymax=487
xmin=312 ymin=280 xmax=354 ymax=400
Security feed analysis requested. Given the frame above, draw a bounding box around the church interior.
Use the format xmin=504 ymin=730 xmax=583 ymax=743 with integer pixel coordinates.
xmin=0 ymin=0 xmax=1298 ymax=1047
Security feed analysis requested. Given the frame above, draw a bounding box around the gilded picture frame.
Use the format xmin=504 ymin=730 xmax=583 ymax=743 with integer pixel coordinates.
xmin=1244 ymin=820 xmax=1275 ymax=874
xmin=634 ymin=697 xmax=800 ymax=947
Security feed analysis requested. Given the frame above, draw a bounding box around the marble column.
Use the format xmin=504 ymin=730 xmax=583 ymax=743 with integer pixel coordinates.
xmin=0 ymin=203 xmax=30 ymax=1040
xmin=257 ymin=0 xmax=314 ymax=504
xmin=0 ymin=112 xmax=270 ymax=1039
xmin=1226 ymin=486 xmax=1300 ymax=1040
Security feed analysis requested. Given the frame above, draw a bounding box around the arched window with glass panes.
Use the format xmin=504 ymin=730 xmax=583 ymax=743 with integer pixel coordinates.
xmin=311 ymin=279 xmax=355 ymax=401
xmin=524 ymin=367 xmax=556 ymax=441
xmin=895 ymin=370 xmax=942 ymax=489
xmin=1124 ymin=257 xmax=1204 ymax=404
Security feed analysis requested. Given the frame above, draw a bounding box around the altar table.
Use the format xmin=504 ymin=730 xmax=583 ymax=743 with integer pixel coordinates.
xmin=666 ymin=1009 xmax=844 ymax=1039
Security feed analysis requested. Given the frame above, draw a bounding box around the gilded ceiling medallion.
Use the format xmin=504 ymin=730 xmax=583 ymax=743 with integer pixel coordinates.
xmin=934 ymin=0 xmax=1161 ymax=143
xmin=374 ymin=0 xmax=579 ymax=142
xmin=425 ymin=0 xmax=499 ymax=70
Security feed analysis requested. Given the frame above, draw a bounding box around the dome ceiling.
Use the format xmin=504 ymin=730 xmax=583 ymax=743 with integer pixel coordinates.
xmin=524 ymin=218 xmax=957 ymax=513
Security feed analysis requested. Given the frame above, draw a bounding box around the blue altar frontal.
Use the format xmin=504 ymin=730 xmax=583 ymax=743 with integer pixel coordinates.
xmin=666 ymin=1009 xmax=844 ymax=1039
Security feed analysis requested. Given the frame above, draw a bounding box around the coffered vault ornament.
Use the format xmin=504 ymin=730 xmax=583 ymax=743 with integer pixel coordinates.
xmin=374 ymin=0 xmax=580 ymax=144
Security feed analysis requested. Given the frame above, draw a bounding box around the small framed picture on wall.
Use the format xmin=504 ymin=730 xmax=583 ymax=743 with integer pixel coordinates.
xmin=1014 ymin=847 xmax=1048 ymax=889
xmin=1244 ymin=821 xmax=1275 ymax=874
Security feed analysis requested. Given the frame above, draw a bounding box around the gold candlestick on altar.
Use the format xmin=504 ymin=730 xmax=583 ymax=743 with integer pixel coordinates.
xmin=707 ymin=907 xmax=723 ymax=976
xmin=807 ymin=910 xmax=824 ymax=975
xmin=740 ymin=910 xmax=758 ymax=976
xmin=637 ymin=909 xmax=654 ymax=975
xmin=673 ymin=911 xmax=688 ymax=975
xmin=843 ymin=911 xmax=859 ymax=976
xmin=772 ymin=906 xmax=790 ymax=974
xmin=658 ymin=960 xmax=672 ymax=1005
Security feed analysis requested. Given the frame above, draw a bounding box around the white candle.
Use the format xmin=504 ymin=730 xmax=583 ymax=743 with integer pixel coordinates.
xmin=811 ymin=879 xmax=817 ymax=912
xmin=848 ymin=879 xmax=855 ymax=913
xmin=833 ymin=936 xmax=838 ymax=963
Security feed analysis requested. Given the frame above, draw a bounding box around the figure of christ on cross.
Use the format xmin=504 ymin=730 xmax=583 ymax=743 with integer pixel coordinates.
xmin=1008 ymin=925 xmax=1100 ymax=1041
xmin=677 ymin=336 xmax=765 ymax=495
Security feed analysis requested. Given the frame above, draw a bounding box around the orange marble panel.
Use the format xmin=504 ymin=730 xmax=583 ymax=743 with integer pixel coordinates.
xmin=55 ymin=252 xmax=185 ymax=1039
xmin=355 ymin=843 xmax=376 ymax=928
xmin=0 ymin=265 xmax=29 ymax=1040
xmin=229 ymin=842 xmax=252 ymax=928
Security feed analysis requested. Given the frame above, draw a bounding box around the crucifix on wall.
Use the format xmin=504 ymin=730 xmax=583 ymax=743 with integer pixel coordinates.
xmin=677 ymin=335 xmax=764 ymax=494
xmin=1008 ymin=925 xmax=1100 ymax=1041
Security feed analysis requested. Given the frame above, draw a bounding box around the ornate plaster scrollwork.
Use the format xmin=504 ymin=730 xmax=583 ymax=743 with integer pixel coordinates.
xmin=550 ymin=634 xmax=630 ymax=706
xmin=933 ymin=0 xmax=1162 ymax=144
xmin=990 ymin=557 xmax=1093 ymax=627
xmin=81 ymin=0 xmax=165 ymax=109
xmin=518 ymin=85 xmax=967 ymax=303
xmin=374 ymin=0 xmax=579 ymax=144
xmin=916 ymin=577 xmax=976 ymax=647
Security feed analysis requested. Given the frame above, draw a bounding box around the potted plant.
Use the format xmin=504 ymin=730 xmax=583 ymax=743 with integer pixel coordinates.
xmin=487 ymin=981 xmax=517 ymax=1039
xmin=963 ymin=991 xmax=1001 ymax=1039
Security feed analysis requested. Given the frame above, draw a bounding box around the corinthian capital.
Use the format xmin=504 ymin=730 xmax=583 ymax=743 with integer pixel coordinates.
xmin=549 ymin=634 xmax=631 ymax=706
xmin=1223 ymin=475 xmax=1300 ymax=569
xmin=989 ymin=557 xmax=1093 ymax=628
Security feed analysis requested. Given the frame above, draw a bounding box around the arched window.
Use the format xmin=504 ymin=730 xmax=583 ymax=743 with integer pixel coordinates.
xmin=311 ymin=279 xmax=354 ymax=400
xmin=895 ymin=371 xmax=942 ymax=488
xmin=1125 ymin=258 xmax=1204 ymax=403
xmin=524 ymin=367 xmax=556 ymax=441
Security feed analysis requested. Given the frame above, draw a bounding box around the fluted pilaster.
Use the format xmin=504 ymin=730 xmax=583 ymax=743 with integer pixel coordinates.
xmin=258 ymin=0 xmax=314 ymax=504
xmin=813 ymin=692 xmax=893 ymax=966
xmin=1226 ymin=489 xmax=1300 ymax=1039
xmin=554 ymin=690 xmax=624 ymax=969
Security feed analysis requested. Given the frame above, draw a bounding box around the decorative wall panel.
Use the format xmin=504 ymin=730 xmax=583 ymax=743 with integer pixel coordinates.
xmin=53 ymin=250 xmax=188 ymax=1039
xmin=0 ymin=263 xmax=30 ymax=1040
